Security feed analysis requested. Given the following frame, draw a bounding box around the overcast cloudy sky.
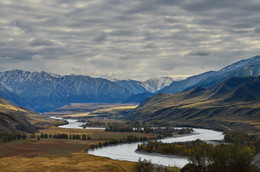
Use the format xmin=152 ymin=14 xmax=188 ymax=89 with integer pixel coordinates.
xmin=0 ymin=0 xmax=259 ymax=80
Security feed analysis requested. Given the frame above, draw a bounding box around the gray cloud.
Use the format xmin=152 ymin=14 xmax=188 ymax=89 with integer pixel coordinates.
xmin=93 ymin=34 xmax=107 ymax=43
xmin=29 ymin=38 xmax=54 ymax=47
xmin=0 ymin=0 xmax=259 ymax=80
xmin=11 ymin=20 xmax=34 ymax=33
xmin=255 ymin=27 xmax=260 ymax=34
xmin=188 ymin=50 xmax=211 ymax=56
xmin=143 ymin=43 xmax=156 ymax=49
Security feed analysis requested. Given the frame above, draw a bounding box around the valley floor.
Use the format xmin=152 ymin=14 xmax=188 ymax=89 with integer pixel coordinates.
xmin=0 ymin=127 xmax=156 ymax=172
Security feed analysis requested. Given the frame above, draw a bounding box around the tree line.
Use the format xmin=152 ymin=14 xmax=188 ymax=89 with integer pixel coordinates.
xmin=0 ymin=132 xmax=92 ymax=143
xmin=105 ymin=126 xmax=193 ymax=137
xmin=0 ymin=133 xmax=27 ymax=143
xmin=137 ymin=139 xmax=205 ymax=156
xmin=88 ymin=135 xmax=149 ymax=150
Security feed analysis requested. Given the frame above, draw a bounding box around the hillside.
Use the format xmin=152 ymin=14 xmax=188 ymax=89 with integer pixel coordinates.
xmin=0 ymin=97 xmax=34 ymax=133
xmin=0 ymin=97 xmax=62 ymax=133
xmin=123 ymin=92 xmax=154 ymax=104
xmin=132 ymin=77 xmax=260 ymax=133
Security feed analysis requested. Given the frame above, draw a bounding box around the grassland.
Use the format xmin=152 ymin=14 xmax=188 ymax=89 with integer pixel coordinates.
xmin=0 ymin=104 xmax=27 ymax=112
xmin=44 ymin=103 xmax=136 ymax=116
xmin=0 ymin=126 xmax=157 ymax=172
xmin=0 ymin=139 xmax=135 ymax=172
xmin=59 ymin=105 xmax=137 ymax=118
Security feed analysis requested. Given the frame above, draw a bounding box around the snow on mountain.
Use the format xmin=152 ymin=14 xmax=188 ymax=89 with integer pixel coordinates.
xmin=140 ymin=77 xmax=174 ymax=93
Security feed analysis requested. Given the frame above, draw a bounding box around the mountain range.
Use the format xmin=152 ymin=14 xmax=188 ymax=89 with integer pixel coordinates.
xmin=0 ymin=70 xmax=173 ymax=112
xmin=0 ymin=55 xmax=259 ymax=113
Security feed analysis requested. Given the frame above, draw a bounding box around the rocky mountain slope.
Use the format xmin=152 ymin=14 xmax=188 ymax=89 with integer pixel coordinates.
xmin=113 ymin=80 xmax=147 ymax=94
xmin=132 ymin=76 xmax=260 ymax=133
xmin=0 ymin=70 xmax=132 ymax=112
xmin=118 ymin=77 xmax=174 ymax=103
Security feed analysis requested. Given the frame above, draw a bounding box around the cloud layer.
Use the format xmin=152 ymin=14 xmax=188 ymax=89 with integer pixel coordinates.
xmin=0 ymin=0 xmax=260 ymax=80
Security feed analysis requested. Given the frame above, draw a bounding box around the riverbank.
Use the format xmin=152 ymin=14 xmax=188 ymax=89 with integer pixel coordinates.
xmin=135 ymin=150 xmax=187 ymax=159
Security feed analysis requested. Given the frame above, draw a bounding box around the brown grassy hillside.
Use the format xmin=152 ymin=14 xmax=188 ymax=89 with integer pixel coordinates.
xmin=0 ymin=97 xmax=63 ymax=133
xmin=132 ymin=77 xmax=260 ymax=133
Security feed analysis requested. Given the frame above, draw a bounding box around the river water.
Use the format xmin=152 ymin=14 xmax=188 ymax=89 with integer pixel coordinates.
xmin=50 ymin=116 xmax=224 ymax=167
xmin=88 ymin=128 xmax=224 ymax=168
xmin=50 ymin=116 xmax=105 ymax=130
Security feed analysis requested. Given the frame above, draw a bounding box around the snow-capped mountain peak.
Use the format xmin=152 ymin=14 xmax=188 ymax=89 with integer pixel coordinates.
xmin=140 ymin=77 xmax=174 ymax=93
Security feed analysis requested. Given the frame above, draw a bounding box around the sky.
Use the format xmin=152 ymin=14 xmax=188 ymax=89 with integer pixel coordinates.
xmin=0 ymin=0 xmax=260 ymax=81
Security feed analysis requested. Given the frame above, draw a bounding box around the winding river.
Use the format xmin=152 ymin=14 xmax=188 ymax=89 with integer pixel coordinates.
xmin=50 ymin=116 xmax=224 ymax=168
xmin=88 ymin=128 xmax=224 ymax=168
xmin=50 ymin=116 xmax=105 ymax=130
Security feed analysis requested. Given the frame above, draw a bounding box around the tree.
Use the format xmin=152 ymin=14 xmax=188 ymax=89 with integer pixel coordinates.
xmin=82 ymin=134 xmax=87 ymax=140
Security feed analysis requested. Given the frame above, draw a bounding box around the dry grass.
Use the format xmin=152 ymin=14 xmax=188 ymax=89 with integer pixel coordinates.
xmin=62 ymin=105 xmax=137 ymax=118
xmin=0 ymin=104 xmax=27 ymax=112
xmin=0 ymin=153 xmax=134 ymax=172
xmin=0 ymin=122 xmax=158 ymax=172
xmin=0 ymin=139 xmax=134 ymax=172
xmin=39 ymin=127 xmax=156 ymax=140
xmin=179 ymin=100 xmax=217 ymax=109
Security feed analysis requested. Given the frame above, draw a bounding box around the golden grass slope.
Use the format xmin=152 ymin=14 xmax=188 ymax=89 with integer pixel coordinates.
xmin=62 ymin=105 xmax=137 ymax=118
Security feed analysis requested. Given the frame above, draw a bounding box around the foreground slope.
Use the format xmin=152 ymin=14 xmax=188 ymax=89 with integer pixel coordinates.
xmin=0 ymin=97 xmax=61 ymax=133
xmin=132 ymin=77 xmax=260 ymax=133
xmin=0 ymin=97 xmax=34 ymax=133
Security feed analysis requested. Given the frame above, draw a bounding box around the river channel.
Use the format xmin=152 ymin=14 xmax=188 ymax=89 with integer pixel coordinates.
xmin=51 ymin=116 xmax=224 ymax=167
